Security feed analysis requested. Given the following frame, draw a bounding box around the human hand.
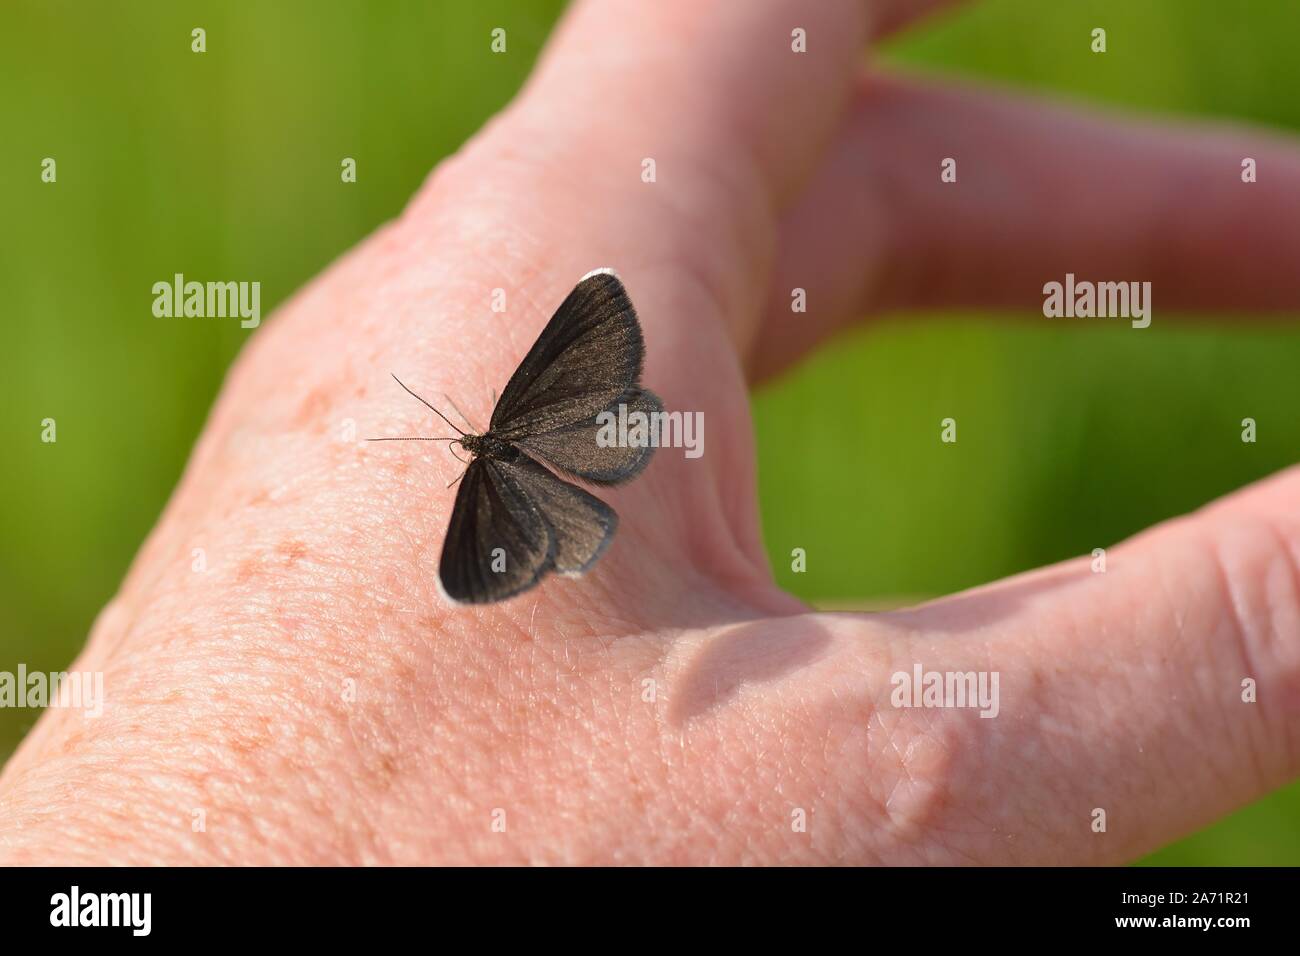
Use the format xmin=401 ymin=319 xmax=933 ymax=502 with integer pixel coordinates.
xmin=3 ymin=0 xmax=1299 ymax=864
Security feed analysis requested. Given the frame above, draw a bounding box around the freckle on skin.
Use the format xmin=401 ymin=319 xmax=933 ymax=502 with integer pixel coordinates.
xmin=389 ymin=660 xmax=416 ymax=687
xmin=294 ymin=386 xmax=332 ymax=428
xmin=278 ymin=539 xmax=308 ymax=564
xmin=374 ymin=753 xmax=398 ymax=789
xmin=228 ymin=719 xmax=273 ymax=756
xmin=59 ymin=728 xmax=87 ymax=756
xmin=235 ymin=558 xmax=259 ymax=584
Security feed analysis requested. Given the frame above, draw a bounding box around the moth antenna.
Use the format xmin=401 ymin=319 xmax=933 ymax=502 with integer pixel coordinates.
xmin=365 ymin=436 xmax=459 ymax=442
xmin=441 ymin=392 xmax=480 ymax=433
xmin=390 ymin=374 xmax=466 ymax=436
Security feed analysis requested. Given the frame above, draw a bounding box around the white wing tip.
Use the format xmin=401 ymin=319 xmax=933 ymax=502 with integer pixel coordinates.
xmin=579 ymin=266 xmax=619 ymax=281
xmin=434 ymin=574 xmax=467 ymax=607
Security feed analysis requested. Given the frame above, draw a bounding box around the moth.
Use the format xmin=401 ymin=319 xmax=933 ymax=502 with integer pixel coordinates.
xmin=372 ymin=269 xmax=660 ymax=604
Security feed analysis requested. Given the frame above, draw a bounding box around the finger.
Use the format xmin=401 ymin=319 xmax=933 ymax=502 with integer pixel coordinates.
xmin=513 ymin=0 xmax=961 ymax=202
xmin=414 ymin=2 xmax=967 ymax=360
xmin=753 ymin=72 xmax=1300 ymax=380
xmin=762 ymin=467 xmax=1300 ymax=864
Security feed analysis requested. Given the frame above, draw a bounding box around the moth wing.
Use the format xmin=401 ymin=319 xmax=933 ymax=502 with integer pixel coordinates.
xmin=514 ymin=387 xmax=662 ymax=486
xmin=438 ymin=457 xmax=554 ymax=604
xmin=495 ymin=453 xmax=618 ymax=575
xmin=490 ymin=270 xmax=645 ymax=438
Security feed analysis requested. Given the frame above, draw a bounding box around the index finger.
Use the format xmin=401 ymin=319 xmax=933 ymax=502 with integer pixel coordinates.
xmin=417 ymin=1 xmax=960 ymax=357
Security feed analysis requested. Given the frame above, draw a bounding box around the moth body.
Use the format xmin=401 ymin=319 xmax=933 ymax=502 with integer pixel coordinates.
xmin=377 ymin=269 xmax=660 ymax=604
xmin=458 ymin=433 xmax=518 ymax=462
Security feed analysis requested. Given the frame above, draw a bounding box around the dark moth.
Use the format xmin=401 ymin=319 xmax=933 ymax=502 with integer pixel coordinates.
xmin=382 ymin=269 xmax=661 ymax=604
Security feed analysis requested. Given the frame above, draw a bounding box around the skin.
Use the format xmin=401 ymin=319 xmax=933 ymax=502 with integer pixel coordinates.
xmin=2 ymin=0 xmax=1300 ymax=865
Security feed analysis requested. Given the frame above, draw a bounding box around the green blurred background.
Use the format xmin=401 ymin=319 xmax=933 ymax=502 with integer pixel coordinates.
xmin=2 ymin=0 xmax=1297 ymax=863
